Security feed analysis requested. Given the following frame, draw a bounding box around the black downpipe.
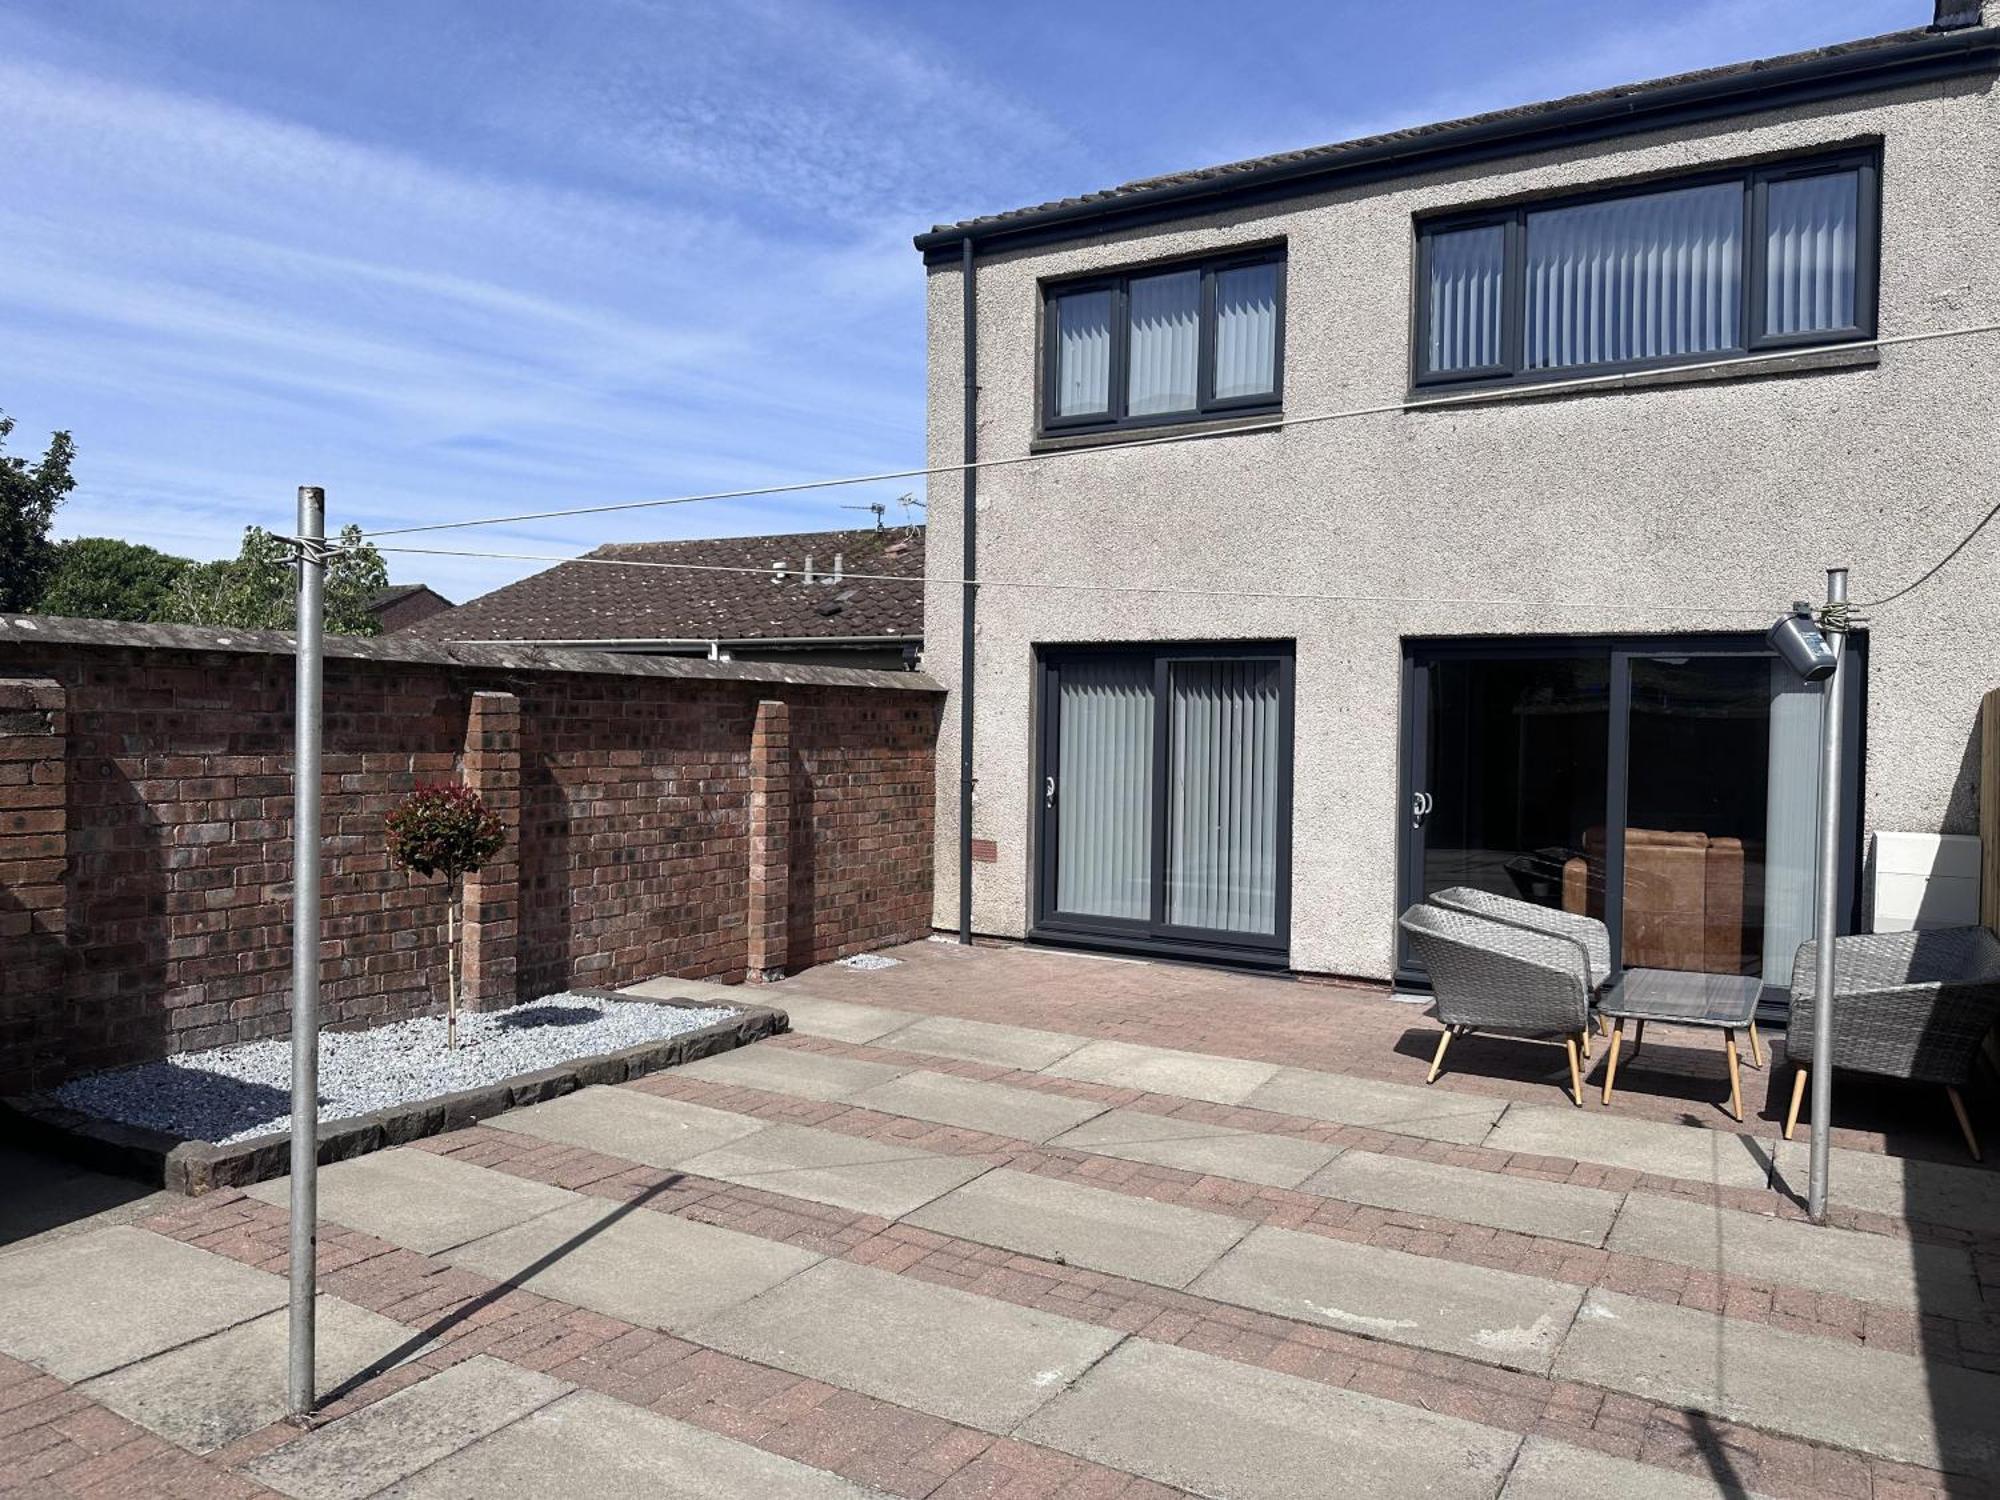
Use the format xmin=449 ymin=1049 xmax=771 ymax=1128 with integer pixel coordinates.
xmin=956 ymin=237 xmax=977 ymax=944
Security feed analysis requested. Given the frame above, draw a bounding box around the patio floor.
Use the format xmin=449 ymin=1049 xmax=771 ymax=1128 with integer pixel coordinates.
xmin=3 ymin=938 xmax=1997 ymax=1498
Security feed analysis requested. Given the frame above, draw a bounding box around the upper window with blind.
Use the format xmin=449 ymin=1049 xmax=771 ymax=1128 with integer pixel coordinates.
xmin=1042 ymin=247 xmax=1285 ymax=434
xmin=1412 ymin=149 xmax=1878 ymax=390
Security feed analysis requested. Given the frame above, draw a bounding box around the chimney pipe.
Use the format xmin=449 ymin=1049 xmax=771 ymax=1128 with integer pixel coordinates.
xmin=832 ymin=553 xmax=844 ymax=583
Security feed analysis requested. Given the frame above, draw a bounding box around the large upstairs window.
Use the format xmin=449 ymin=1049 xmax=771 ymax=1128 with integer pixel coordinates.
xmin=1043 ymin=248 xmax=1284 ymax=434
xmin=1414 ymin=148 xmax=1878 ymax=389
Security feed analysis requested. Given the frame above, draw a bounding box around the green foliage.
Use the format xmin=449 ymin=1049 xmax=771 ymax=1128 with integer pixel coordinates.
xmin=0 ymin=413 xmax=78 ymax=613
xmin=160 ymin=524 xmax=389 ymax=636
xmin=34 ymin=537 xmax=192 ymax=622
xmin=384 ymin=783 xmax=507 ymax=883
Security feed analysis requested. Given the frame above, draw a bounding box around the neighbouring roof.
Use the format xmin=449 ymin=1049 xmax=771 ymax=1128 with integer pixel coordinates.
xmin=397 ymin=526 xmax=925 ymax=646
xmin=914 ymin=18 xmax=2000 ymax=258
xmin=369 ymin=583 xmax=451 ymax=612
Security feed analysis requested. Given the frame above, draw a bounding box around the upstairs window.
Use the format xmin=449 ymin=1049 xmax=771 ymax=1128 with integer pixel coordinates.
xmin=1414 ymin=149 xmax=1878 ymax=389
xmin=1043 ymin=248 xmax=1284 ymax=433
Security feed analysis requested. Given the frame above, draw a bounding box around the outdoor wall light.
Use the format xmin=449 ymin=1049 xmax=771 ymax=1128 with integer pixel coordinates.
xmin=1767 ymin=602 xmax=1839 ymax=682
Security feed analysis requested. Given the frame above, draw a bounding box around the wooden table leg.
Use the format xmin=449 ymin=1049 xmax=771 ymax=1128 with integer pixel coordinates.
xmin=1747 ymin=1019 xmax=1765 ymax=1069
xmin=1724 ymin=1029 xmax=1743 ymax=1123
xmin=1600 ymin=1019 xmax=1624 ymax=1106
xmin=1630 ymin=1019 xmax=1645 ymax=1059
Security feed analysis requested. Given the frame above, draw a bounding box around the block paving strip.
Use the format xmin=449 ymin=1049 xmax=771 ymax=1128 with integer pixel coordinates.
xmin=134 ymin=1157 xmax=1967 ymax=1500
xmin=625 ymin=1061 xmax=2000 ymax=1373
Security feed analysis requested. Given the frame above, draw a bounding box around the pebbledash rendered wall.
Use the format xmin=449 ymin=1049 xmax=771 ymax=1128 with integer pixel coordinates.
xmin=0 ymin=617 xmax=939 ymax=1092
xmin=923 ymin=61 xmax=2000 ymax=981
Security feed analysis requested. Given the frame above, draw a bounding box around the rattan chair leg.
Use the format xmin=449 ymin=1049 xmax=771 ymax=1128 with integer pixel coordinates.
xmin=1784 ymin=1066 xmax=1808 ymax=1140
xmin=1946 ymin=1086 xmax=1981 ymax=1162
xmin=1564 ymin=1035 xmax=1584 ymax=1108
xmin=1724 ymin=1029 xmax=1743 ymax=1123
xmin=1600 ymin=1019 xmax=1624 ymax=1107
xmin=1427 ymin=1027 xmax=1454 ymax=1085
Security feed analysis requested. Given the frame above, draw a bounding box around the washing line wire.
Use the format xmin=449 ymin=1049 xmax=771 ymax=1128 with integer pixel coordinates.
xmin=350 ymin=319 xmax=2000 ymax=543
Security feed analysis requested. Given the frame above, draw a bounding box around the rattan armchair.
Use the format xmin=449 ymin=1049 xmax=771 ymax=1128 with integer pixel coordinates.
xmin=1430 ymin=886 xmax=1614 ymax=1026
xmin=1399 ymin=902 xmax=1595 ymax=1107
xmin=1782 ymin=926 xmax=2000 ymax=1159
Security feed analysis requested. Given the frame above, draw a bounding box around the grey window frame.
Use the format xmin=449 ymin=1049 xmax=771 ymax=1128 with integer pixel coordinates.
xmin=1410 ymin=146 xmax=1881 ymax=392
xmin=1040 ymin=246 xmax=1286 ymax=436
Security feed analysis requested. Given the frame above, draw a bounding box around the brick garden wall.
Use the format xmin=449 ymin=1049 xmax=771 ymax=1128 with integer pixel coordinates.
xmin=0 ymin=620 xmax=939 ymax=1093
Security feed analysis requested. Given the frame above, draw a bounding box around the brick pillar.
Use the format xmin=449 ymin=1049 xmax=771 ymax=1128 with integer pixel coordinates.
xmin=0 ymin=679 xmax=67 ymax=1091
xmin=461 ymin=691 xmax=521 ymax=1008
xmin=747 ymin=699 xmax=791 ymax=983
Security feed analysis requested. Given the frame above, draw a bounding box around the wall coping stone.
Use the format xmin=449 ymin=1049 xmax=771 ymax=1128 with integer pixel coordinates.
xmin=0 ymin=614 xmax=941 ymax=694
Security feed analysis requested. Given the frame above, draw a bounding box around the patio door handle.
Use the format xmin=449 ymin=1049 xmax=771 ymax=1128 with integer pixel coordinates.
xmin=1045 ymin=775 xmax=1057 ymax=810
xmin=1411 ymin=790 xmax=1433 ymax=828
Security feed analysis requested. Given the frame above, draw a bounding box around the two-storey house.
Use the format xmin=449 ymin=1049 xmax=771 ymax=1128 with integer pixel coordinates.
xmin=915 ymin=3 xmax=2000 ymax=998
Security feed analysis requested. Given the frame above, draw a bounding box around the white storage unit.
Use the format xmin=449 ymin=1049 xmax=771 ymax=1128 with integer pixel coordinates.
xmin=1870 ymin=832 xmax=1983 ymax=932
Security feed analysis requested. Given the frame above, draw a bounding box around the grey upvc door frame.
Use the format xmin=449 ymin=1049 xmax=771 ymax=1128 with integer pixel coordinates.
xmin=1395 ymin=631 xmax=1867 ymax=999
xmin=1033 ymin=640 xmax=1295 ymax=968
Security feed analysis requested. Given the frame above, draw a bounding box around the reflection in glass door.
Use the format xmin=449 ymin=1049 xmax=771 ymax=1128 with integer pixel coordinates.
xmin=1037 ymin=644 xmax=1293 ymax=964
xmin=1400 ymin=636 xmax=1860 ymax=998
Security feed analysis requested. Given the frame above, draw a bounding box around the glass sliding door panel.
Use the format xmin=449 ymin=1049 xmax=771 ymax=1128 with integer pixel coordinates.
xmin=1053 ymin=659 xmax=1155 ymax=920
xmin=1166 ymin=660 xmax=1282 ymax=935
xmin=1420 ymin=656 xmax=1610 ymax=911
xmin=1623 ymin=657 xmax=1770 ymax=975
xmin=1761 ymin=665 xmax=1823 ymax=987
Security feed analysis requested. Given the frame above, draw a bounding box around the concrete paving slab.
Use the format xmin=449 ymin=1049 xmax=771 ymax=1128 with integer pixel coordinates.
xmin=1244 ymin=1068 xmax=1508 ymax=1146
xmin=1770 ymin=1139 xmax=2000 ymax=1235
xmin=1485 ymin=1107 xmax=1779 ymax=1191
xmin=619 ymin=976 xmax=749 ymax=1006
xmin=688 ymin=1257 xmax=1119 ymax=1433
xmin=1190 ymin=1225 xmax=1583 ymax=1373
xmin=1049 ymin=1107 xmax=1344 ymax=1189
xmin=1018 ymin=1338 xmax=1520 ymax=1500
xmin=1043 ymin=1038 xmax=1279 ymax=1104
xmin=488 ymin=1086 xmax=765 ymax=1170
xmin=246 ymin=1146 xmax=577 ymax=1255
xmin=775 ymin=996 xmax=919 ymax=1045
xmin=0 ymin=1225 xmax=285 ymax=1381
xmin=0 ymin=1143 xmax=179 ymax=1256
xmin=380 ymin=1388 xmax=882 ymax=1498
xmin=1607 ymin=1191 xmax=1982 ymax=1315
xmin=247 ymin=1355 xmax=568 ymax=1500
xmin=1304 ymin=1151 xmax=1622 ymax=1247
xmin=443 ymin=1199 xmax=820 ymax=1330
xmin=874 ymin=1013 xmax=1088 ymax=1071
xmin=675 ymin=1045 xmax=907 ymax=1101
xmin=906 ymin=1168 xmax=1252 ymax=1288
xmin=847 ymin=1071 xmax=1107 ymax=1142
xmin=680 ymin=1123 xmax=991 ymax=1217
xmin=82 ymin=1298 xmax=414 ymax=1454
xmin=1501 ymin=1437 xmax=1776 ymax=1499
xmin=1554 ymin=1289 xmax=2000 ymax=1473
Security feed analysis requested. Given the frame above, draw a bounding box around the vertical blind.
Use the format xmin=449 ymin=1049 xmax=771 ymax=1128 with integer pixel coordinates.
xmin=1053 ymin=289 xmax=1112 ymax=416
xmin=1764 ymin=170 xmax=1859 ymax=337
xmin=1127 ymin=270 xmax=1200 ymax=414
xmin=1760 ymin=665 xmax=1824 ymax=985
xmin=1525 ymin=181 xmax=1742 ymax=370
xmin=1425 ymin=224 xmax=1506 ymax=374
xmin=1166 ymin=660 xmax=1282 ymax=935
xmin=1054 ymin=659 xmax=1155 ymax=920
xmin=1214 ymin=262 xmax=1279 ymax=399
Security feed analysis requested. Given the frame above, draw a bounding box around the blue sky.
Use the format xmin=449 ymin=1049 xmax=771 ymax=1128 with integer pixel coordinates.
xmin=1 ymin=0 xmax=1926 ymax=601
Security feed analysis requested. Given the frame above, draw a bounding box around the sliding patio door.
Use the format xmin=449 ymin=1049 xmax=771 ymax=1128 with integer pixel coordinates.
xmin=1037 ymin=644 xmax=1293 ymax=965
xmin=1399 ymin=634 xmax=1863 ymax=1006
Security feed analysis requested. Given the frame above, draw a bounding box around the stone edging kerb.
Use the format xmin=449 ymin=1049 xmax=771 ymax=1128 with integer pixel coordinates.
xmin=0 ymin=992 xmax=787 ymax=1195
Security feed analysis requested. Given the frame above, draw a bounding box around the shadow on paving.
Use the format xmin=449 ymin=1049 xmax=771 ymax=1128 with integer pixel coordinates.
xmin=317 ymin=1174 xmax=684 ymax=1408
xmin=0 ymin=1142 xmax=175 ymax=1250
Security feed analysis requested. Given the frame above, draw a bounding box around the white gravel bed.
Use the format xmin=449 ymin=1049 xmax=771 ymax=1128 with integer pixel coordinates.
xmin=53 ymin=992 xmax=740 ymax=1145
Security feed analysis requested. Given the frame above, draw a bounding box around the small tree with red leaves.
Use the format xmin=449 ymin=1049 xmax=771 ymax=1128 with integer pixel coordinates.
xmin=384 ymin=783 xmax=506 ymax=1048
